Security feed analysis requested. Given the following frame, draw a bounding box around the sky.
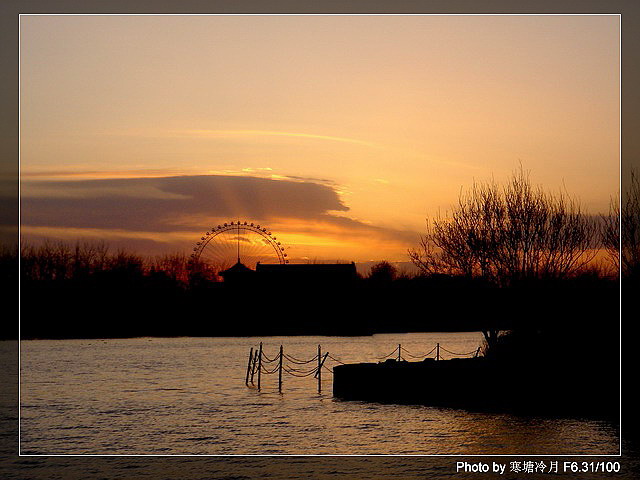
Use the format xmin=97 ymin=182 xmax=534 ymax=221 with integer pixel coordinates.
xmin=19 ymin=14 xmax=620 ymax=267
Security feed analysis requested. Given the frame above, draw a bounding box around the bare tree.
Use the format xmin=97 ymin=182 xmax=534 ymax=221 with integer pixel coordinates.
xmin=21 ymin=240 xmax=73 ymax=281
xmin=408 ymin=167 xmax=599 ymax=348
xmin=603 ymin=169 xmax=640 ymax=279
xmin=21 ymin=240 xmax=111 ymax=281
xmin=187 ymin=257 xmax=225 ymax=286
xmin=602 ymin=197 xmax=620 ymax=273
xmin=71 ymin=241 xmax=110 ymax=279
xmin=149 ymin=252 xmax=191 ymax=285
xmin=622 ymin=170 xmax=640 ymax=279
xmin=409 ymin=167 xmax=598 ymax=286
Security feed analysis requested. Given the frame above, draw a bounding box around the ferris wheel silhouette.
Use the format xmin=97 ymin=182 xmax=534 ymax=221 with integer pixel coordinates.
xmin=190 ymin=221 xmax=288 ymax=270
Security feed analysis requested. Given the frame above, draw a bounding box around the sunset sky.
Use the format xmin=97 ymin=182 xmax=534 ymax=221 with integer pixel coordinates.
xmin=19 ymin=14 xmax=620 ymax=267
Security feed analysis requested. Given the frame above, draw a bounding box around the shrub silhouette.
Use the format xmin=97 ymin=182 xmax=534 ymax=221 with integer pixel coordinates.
xmin=367 ymin=261 xmax=397 ymax=284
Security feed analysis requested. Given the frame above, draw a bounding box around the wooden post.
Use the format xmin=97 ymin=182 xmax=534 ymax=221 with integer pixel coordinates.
xmin=315 ymin=352 xmax=329 ymax=378
xmin=317 ymin=344 xmax=321 ymax=394
xmin=278 ymin=345 xmax=283 ymax=393
xmin=397 ymin=344 xmax=401 ymax=361
xmin=250 ymin=349 xmax=258 ymax=385
xmin=245 ymin=347 xmax=253 ymax=386
xmin=436 ymin=343 xmax=440 ymax=361
xmin=257 ymin=342 xmax=263 ymax=391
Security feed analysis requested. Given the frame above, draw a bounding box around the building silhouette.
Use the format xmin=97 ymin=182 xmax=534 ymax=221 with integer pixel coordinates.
xmin=218 ymin=261 xmax=256 ymax=284
xmin=219 ymin=261 xmax=358 ymax=287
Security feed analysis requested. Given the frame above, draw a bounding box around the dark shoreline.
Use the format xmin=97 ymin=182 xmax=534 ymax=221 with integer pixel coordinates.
xmin=17 ymin=328 xmax=484 ymax=341
xmin=17 ymin=279 xmax=619 ymax=340
xmin=333 ymin=357 xmax=620 ymax=421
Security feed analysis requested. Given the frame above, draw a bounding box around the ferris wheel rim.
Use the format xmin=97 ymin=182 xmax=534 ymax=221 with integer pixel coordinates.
xmin=190 ymin=220 xmax=289 ymax=265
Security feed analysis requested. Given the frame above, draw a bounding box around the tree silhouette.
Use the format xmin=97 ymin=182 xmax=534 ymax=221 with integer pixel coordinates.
xmin=368 ymin=261 xmax=397 ymax=284
xmin=409 ymin=167 xmax=598 ymax=286
xmin=602 ymin=168 xmax=640 ymax=280
xmin=408 ymin=167 xmax=600 ymax=348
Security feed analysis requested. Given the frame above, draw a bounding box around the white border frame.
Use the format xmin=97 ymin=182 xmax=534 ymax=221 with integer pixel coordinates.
xmin=17 ymin=12 xmax=623 ymax=458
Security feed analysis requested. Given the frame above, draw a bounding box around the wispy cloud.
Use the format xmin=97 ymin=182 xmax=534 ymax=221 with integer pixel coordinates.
xmin=177 ymin=129 xmax=378 ymax=148
xmin=20 ymin=168 xmax=339 ymax=188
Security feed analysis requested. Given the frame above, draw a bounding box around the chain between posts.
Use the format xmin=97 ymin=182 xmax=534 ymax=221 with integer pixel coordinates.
xmin=245 ymin=343 xmax=333 ymax=393
xmin=245 ymin=342 xmax=483 ymax=392
xmin=377 ymin=344 xmax=483 ymax=362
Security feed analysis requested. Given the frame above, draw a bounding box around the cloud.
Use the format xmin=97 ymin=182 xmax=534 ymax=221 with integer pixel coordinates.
xmin=175 ymin=129 xmax=378 ymax=148
xmin=19 ymin=174 xmax=424 ymax=261
xmin=315 ymin=215 xmax=420 ymax=245
xmin=20 ymin=174 xmax=349 ymax=233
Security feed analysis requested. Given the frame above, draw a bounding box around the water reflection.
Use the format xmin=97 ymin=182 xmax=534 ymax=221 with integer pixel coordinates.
xmin=19 ymin=334 xmax=619 ymax=455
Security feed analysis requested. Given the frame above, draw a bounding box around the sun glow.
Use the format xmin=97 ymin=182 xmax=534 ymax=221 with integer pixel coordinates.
xmin=18 ymin=15 xmax=619 ymax=263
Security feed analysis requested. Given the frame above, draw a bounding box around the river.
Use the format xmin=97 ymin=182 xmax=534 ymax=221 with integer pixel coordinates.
xmin=18 ymin=333 xmax=619 ymax=456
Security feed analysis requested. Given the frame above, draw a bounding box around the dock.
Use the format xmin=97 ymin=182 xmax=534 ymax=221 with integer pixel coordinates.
xmin=333 ymin=357 xmax=494 ymax=409
xmin=333 ymin=353 xmax=618 ymax=419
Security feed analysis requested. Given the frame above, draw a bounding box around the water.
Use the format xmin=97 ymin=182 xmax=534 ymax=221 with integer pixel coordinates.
xmin=18 ymin=333 xmax=619 ymax=456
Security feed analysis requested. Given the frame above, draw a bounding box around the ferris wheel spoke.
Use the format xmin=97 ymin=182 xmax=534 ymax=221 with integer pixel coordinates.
xmin=190 ymin=221 xmax=287 ymax=273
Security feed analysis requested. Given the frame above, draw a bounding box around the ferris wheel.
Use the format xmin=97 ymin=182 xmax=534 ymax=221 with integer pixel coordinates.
xmin=190 ymin=221 xmax=288 ymax=270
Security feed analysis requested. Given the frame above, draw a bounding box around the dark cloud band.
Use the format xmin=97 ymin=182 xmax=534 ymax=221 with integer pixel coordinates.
xmin=20 ymin=174 xmax=349 ymax=232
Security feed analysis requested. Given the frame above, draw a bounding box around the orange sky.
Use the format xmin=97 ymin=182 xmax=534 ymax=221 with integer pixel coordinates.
xmin=19 ymin=15 xmax=620 ymax=265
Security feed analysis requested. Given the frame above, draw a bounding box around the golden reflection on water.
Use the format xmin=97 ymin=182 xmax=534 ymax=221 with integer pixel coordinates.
xmin=19 ymin=334 xmax=619 ymax=455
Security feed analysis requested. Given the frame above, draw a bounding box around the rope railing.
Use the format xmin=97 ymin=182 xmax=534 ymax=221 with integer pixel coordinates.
xmin=377 ymin=348 xmax=400 ymax=361
xmin=400 ymin=345 xmax=437 ymax=359
xmin=283 ymin=353 xmax=319 ymax=364
xmin=326 ymin=354 xmax=344 ymax=365
xmin=260 ymin=351 xmax=279 ymax=363
xmin=245 ymin=342 xmax=482 ymax=393
xmin=245 ymin=343 xmax=332 ymax=393
xmin=283 ymin=366 xmax=318 ymax=378
xmin=285 ymin=366 xmax=316 ymax=376
xmin=260 ymin=363 xmax=280 ymax=375
xmin=378 ymin=343 xmax=482 ymax=362
xmin=439 ymin=346 xmax=480 ymax=357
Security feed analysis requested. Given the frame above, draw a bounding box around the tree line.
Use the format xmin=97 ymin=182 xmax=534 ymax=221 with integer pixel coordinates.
xmin=6 ymin=166 xmax=631 ymax=343
xmin=12 ymin=165 xmax=635 ymax=289
xmin=16 ymin=242 xmax=225 ymax=288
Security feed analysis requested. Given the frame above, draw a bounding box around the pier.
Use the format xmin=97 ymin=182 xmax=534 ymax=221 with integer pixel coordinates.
xmin=332 ymin=344 xmax=488 ymax=408
xmin=333 ymin=356 xmax=490 ymax=407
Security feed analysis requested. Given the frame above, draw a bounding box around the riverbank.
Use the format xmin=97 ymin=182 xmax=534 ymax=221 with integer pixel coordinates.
xmin=333 ymin=354 xmax=619 ymax=420
xmin=16 ymin=279 xmax=618 ymax=340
